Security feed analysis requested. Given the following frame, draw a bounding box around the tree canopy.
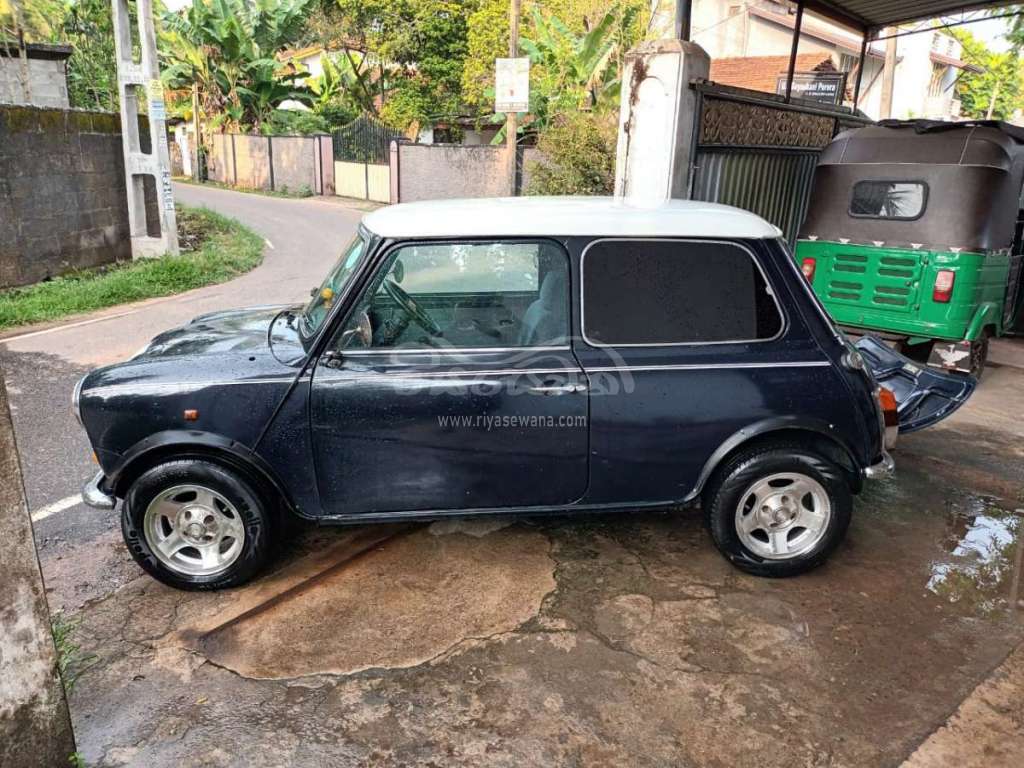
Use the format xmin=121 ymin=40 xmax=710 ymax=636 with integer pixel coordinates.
xmin=953 ymin=28 xmax=1023 ymax=120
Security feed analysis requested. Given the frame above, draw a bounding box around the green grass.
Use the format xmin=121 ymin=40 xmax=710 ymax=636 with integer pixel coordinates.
xmin=175 ymin=177 xmax=314 ymax=199
xmin=51 ymin=611 xmax=96 ymax=696
xmin=0 ymin=205 xmax=264 ymax=331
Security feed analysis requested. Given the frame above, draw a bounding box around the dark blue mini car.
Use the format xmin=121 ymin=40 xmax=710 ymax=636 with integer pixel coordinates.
xmin=75 ymin=197 xmax=971 ymax=590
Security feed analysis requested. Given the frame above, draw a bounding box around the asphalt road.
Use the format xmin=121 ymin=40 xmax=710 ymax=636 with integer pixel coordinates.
xmin=0 ymin=183 xmax=363 ymax=589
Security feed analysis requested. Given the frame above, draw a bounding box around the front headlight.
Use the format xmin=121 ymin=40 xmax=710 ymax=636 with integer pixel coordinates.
xmin=72 ymin=376 xmax=85 ymax=427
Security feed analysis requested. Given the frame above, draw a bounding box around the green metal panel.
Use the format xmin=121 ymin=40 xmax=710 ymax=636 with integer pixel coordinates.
xmin=795 ymin=240 xmax=1011 ymax=341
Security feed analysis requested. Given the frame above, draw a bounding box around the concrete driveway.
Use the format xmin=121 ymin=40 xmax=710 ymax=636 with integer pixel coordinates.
xmin=3 ymin=187 xmax=1023 ymax=767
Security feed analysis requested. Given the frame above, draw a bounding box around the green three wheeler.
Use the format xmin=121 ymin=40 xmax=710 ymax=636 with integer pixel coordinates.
xmin=795 ymin=120 xmax=1024 ymax=376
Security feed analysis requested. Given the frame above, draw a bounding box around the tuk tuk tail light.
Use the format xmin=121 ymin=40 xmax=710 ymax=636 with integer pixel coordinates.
xmin=933 ymin=270 xmax=955 ymax=303
xmin=876 ymin=386 xmax=899 ymax=450
xmin=800 ymin=257 xmax=816 ymax=282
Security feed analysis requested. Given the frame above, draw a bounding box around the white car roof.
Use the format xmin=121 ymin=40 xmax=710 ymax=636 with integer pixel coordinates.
xmin=362 ymin=196 xmax=782 ymax=240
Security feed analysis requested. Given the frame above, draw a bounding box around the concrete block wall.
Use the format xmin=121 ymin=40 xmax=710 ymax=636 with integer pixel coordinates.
xmin=271 ymin=136 xmax=316 ymax=194
xmin=393 ymin=143 xmax=512 ymax=203
xmin=207 ymin=133 xmax=330 ymax=195
xmin=0 ymin=105 xmax=156 ymax=289
xmin=0 ymin=57 xmax=70 ymax=109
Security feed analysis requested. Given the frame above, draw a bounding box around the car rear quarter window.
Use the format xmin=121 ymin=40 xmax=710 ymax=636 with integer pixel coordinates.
xmin=581 ymin=239 xmax=783 ymax=346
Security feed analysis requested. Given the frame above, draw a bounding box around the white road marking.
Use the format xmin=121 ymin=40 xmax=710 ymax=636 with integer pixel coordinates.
xmin=265 ymin=239 xmax=275 ymax=249
xmin=31 ymin=494 xmax=82 ymax=522
xmin=1 ymin=309 xmax=140 ymax=344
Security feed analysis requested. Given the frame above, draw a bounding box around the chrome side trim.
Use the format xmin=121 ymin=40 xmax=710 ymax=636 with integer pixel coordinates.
xmin=328 ymin=367 xmax=581 ymax=381
xmin=86 ymin=377 xmax=298 ymax=397
xmin=82 ymin=471 xmax=115 ymax=510
xmin=586 ymin=361 xmax=831 ymax=373
xmin=578 ymin=238 xmax=788 ymax=349
xmin=340 ymin=345 xmax=572 ymax=356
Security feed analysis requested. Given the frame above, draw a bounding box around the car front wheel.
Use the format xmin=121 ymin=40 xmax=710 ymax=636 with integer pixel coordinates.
xmin=121 ymin=459 xmax=274 ymax=590
xmin=703 ymin=444 xmax=852 ymax=577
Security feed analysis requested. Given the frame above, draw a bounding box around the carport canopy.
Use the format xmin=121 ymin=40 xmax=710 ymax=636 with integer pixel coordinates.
xmin=805 ymin=0 xmax=1018 ymax=30
xmin=702 ymin=0 xmax=1024 ymax=107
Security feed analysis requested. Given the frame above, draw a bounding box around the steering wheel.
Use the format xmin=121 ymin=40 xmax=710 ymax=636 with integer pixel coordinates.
xmin=381 ymin=279 xmax=442 ymax=337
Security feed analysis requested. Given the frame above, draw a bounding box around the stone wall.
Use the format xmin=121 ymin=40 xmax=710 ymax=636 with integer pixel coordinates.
xmin=0 ymin=105 xmax=156 ymax=289
xmin=0 ymin=372 xmax=76 ymax=767
xmin=393 ymin=143 xmax=512 ymax=203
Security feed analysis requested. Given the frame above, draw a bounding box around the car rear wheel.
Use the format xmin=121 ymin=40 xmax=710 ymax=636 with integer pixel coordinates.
xmin=703 ymin=444 xmax=852 ymax=577
xmin=121 ymin=459 xmax=274 ymax=590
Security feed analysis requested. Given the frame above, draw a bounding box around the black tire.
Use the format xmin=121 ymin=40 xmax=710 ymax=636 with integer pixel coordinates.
xmin=121 ymin=459 xmax=275 ymax=590
xmin=702 ymin=443 xmax=852 ymax=578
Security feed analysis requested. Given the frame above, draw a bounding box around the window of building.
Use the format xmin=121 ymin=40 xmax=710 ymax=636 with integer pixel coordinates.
xmin=581 ymin=240 xmax=783 ymax=346
xmin=849 ymin=181 xmax=928 ymax=220
xmin=337 ymin=240 xmax=571 ymax=350
xmin=928 ymin=62 xmax=946 ymax=97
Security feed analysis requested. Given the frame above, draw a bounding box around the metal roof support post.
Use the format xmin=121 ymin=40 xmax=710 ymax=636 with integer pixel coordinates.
xmin=784 ymin=0 xmax=805 ymax=103
xmin=853 ymin=28 xmax=869 ymax=111
xmin=110 ymin=0 xmax=179 ymax=258
xmin=675 ymin=0 xmax=693 ymax=41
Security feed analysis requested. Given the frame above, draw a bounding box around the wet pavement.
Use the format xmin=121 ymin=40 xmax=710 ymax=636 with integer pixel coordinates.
xmin=53 ymin=374 xmax=1024 ymax=766
xmin=5 ymin=186 xmax=1023 ymax=766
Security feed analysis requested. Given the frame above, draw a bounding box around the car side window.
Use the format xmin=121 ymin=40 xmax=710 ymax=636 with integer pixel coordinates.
xmin=335 ymin=240 xmax=571 ymax=350
xmin=581 ymin=239 xmax=783 ymax=346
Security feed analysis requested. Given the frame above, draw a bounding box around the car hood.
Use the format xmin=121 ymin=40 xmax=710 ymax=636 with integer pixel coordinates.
xmin=856 ymin=335 xmax=977 ymax=433
xmin=134 ymin=305 xmax=305 ymax=363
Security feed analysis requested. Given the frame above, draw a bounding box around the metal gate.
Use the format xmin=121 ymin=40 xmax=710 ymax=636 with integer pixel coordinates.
xmin=332 ymin=115 xmax=403 ymax=202
xmin=689 ymin=83 xmax=871 ymax=243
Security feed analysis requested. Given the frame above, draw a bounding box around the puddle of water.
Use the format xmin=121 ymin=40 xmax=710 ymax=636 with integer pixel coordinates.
xmin=927 ymin=493 xmax=1024 ymax=617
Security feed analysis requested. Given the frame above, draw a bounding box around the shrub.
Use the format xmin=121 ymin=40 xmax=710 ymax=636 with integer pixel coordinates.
xmin=525 ymin=111 xmax=617 ymax=196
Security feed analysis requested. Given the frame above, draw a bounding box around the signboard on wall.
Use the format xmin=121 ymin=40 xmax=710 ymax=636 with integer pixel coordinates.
xmin=495 ymin=57 xmax=530 ymax=113
xmin=775 ymin=71 xmax=847 ymax=105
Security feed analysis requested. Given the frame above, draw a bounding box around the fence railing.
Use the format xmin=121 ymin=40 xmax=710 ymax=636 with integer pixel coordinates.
xmin=333 ymin=115 xmax=403 ymax=165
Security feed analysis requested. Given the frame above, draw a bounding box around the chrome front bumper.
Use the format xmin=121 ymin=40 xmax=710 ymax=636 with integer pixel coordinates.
xmin=863 ymin=451 xmax=895 ymax=481
xmin=82 ymin=471 xmax=115 ymax=509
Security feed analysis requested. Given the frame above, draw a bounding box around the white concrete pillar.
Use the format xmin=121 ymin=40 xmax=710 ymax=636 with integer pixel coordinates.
xmin=613 ymin=39 xmax=710 ymax=203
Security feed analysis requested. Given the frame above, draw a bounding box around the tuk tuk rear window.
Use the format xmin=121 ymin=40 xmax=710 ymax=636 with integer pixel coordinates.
xmin=849 ymin=181 xmax=927 ymax=220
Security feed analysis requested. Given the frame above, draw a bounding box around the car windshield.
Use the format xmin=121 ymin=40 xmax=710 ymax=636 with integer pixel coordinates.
xmin=301 ymin=235 xmax=367 ymax=338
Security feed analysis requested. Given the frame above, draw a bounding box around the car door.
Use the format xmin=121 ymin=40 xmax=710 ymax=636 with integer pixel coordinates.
xmin=572 ymin=237 xmax=829 ymax=506
xmin=309 ymin=238 xmax=589 ymax=518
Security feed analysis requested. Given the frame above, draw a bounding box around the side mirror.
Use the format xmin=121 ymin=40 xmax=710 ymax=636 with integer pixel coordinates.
xmin=392 ymin=259 xmax=405 ymax=284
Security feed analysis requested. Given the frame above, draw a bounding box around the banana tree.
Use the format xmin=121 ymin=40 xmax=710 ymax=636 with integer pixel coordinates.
xmin=489 ymin=3 xmax=639 ymax=144
xmin=160 ymin=0 xmax=315 ymax=131
xmin=307 ymin=50 xmax=383 ymax=118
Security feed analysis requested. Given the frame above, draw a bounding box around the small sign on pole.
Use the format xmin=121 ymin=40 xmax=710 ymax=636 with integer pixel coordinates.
xmin=495 ymin=57 xmax=530 ymax=113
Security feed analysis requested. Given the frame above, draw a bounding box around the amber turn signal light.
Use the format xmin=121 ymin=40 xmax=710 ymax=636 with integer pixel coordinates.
xmin=184 ymin=409 xmax=199 ymax=421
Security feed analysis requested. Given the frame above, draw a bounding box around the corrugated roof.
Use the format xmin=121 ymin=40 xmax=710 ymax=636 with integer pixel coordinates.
xmin=807 ymin=0 xmax=1017 ymax=31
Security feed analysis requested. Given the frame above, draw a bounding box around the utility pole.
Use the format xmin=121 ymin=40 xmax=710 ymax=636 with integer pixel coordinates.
xmin=192 ymin=82 xmax=201 ymax=181
xmin=880 ymin=27 xmax=897 ymax=119
xmin=507 ymin=0 xmax=520 ymax=196
xmin=111 ymin=0 xmax=179 ymax=258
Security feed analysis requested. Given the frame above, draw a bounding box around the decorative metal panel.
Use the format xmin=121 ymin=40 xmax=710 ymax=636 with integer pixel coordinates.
xmin=700 ymin=98 xmax=836 ymax=149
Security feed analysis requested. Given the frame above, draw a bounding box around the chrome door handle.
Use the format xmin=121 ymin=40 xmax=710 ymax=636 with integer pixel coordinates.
xmin=527 ymin=383 xmax=587 ymax=395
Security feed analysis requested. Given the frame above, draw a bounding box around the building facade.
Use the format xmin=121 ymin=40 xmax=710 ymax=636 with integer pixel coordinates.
xmin=691 ymin=0 xmax=977 ymax=120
